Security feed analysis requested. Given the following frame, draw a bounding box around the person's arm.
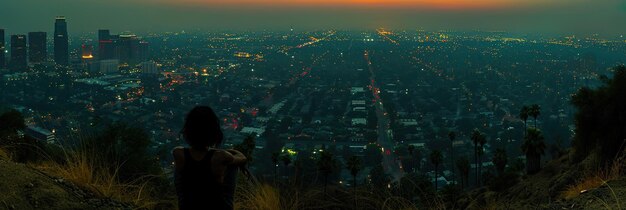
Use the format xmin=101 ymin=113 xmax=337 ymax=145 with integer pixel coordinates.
xmin=224 ymin=149 xmax=247 ymax=165
xmin=211 ymin=149 xmax=247 ymax=183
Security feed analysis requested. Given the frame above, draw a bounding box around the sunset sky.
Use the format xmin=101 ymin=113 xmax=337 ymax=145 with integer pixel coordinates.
xmin=1 ymin=0 xmax=625 ymax=35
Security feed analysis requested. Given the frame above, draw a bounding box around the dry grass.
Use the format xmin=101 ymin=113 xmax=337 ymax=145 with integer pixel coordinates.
xmin=233 ymin=181 xmax=424 ymax=210
xmin=33 ymin=147 xmax=162 ymax=209
xmin=561 ymin=176 xmax=605 ymax=200
xmin=235 ymin=183 xmax=284 ymax=210
xmin=0 ymin=147 xmax=10 ymax=160
xmin=561 ymin=153 xmax=625 ymax=200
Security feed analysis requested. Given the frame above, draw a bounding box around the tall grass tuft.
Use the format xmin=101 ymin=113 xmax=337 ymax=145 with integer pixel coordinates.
xmin=0 ymin=147 xmax=10 ymax=160
xmin=33 ymin=142 xmax=165 ymax=209
xmin=561 ymin=152 xmax=625 ymax=200
xmin=235 ymin=183 xmax=284 ymax=210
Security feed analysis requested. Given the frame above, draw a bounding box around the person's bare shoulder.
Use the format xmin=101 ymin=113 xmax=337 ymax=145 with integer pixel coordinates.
xmin=172 ymin=146 xmax=184 ymax=159
xmin=211 ymin=149 xmax=235 ymax=165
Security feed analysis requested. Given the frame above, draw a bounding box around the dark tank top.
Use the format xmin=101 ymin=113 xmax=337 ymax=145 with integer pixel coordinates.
xmin=180 ymin=148 xmax=227 ymax=210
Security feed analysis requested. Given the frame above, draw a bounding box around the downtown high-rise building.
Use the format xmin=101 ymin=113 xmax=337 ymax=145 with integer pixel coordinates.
xmin=54 ymin=16 xmax=69 ymax=65
xmin=0 ymin=29 xmax=5 ymax=69
xmin=10 ymin=35 xmax=27 ymax=71
xmin=97 ymin=30 xmax=149 ymax=65
xmin=28 ymin=32 xmax=47 ymax=63
xmin=98 ymin=29 xmax=115 ymax=60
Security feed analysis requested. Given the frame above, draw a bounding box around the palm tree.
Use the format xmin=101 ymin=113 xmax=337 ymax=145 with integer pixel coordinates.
xmin=456 ymin=157 xmax=470 ymax=189
xmin=471 ymin=129 xmax=485 ymax=186
xmin=522 ymin=128 xmax=546 ymax=174
xmin=520 ymin=105 xmax=530 ymax=135
xmin=448 ymin=131 xmax=456 ymax=184
xmin=346 ymin=156 xmax=362 ymax=210
xmin=407 ymin=144 xmax=415 ymax=156
xmin=317 ymin=151 xmax=336 ymax=197
xmin=271 ymin=152 xmax=280 ymax=182
xmin=430 ymin=150 xmax=443 ymax=190
xmin=407 ymin=144 xmax=415 ymax=172
xmin=529 ymin=104 xmax=541 ymax=128
xmin=492 ymin=148 xmax=508 ymax=176
xmin=478 ymin=136 xmax=486 ymax=185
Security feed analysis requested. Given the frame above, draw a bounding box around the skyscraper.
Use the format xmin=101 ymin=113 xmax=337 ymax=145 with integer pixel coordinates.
xmin=138 ymin=40 xmax=149 ymax=62
xmin=54 ymin=16 xmax=69 ymax=65
xmin=117 ymin=34 xmax=139 ymax=65
xmin=98 ymin=29 xmax=110 ymax=41
xmin=10 ymin=35 xmax=27 ymax=71
xmin=0 ymin=29 xmax=5 ymax=69
xmin=28 ymin=32 xmax=47 ymax=63
xmin=98 ymin=29 xmax=115 ymax=60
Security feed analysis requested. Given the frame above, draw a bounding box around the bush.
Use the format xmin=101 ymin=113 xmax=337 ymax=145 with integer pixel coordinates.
xmin=571 ymin=65 xmax=626 ymax=164
xmin=83 ymin=122 xmax=161 ymax=182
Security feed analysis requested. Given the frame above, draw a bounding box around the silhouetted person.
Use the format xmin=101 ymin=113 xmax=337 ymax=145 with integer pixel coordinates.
xmin=173 ymin=106 xmax=247 ymax=210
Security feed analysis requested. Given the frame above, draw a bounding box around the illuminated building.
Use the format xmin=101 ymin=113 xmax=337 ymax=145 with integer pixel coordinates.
xmin=97 ymin=30 xmax=148 ymax=65
xmin=54 ymin=16 xmax=69 ymax=65
xmin=82 ymin=44 xmax=94 ymax=60
xmin=234 ymin=52 xmax=252 ymax=58
xmin=116 ymin=34 xmax=140 ymax=65
xmin=0 ymin=29 xmax=5 ymax=69
xmin=28 ymin=32 xmax=47 ymax=63
xmin=25 ymin=126 xmax=56 ymax=144
xmin=140 ymin=61 xmax=159 ymax=74
xmin=10 ymin=35 xmax=27 ymax=71
xmin=99 ymin=59 xmax=119 ymax=74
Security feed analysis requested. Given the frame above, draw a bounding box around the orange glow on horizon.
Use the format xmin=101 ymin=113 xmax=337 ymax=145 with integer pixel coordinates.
xmin=172 ymin=0 xmax=535 ymax=10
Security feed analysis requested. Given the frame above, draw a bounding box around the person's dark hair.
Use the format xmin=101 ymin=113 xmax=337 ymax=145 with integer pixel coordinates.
xmin=182 ymin=106 xmax=224 ymax=148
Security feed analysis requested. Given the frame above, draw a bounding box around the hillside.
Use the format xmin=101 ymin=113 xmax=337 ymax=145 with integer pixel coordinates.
xmin=0 ymin=159 xmax=133 ymax=210
xmin=459 ymin=153 xmax=625 ymax=209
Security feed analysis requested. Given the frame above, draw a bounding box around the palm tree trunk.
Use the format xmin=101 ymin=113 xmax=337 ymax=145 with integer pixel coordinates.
xmin=474 ymin=144 xmax=478 ymax=186
xmin=434 ymin=165 xmax=438 ymax=190
xmin=451 ymin=144 xmax=455 ymax=185
xmin=478 ymin=154 xmax=482 ymax=187
xmin=524 ymin=120 xmax=528 ymax=138
xmin=324 ymin=174 xmax=328 ymax=199
xmin=353 ymin=175 xmax=357 ymax=210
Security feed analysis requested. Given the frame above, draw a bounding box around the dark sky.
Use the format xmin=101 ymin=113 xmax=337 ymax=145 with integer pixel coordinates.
xmin=1 ymin=0 xmax=625 ymax=36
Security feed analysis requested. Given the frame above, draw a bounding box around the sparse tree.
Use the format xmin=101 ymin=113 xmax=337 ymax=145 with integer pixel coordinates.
xmin=317 ymin=150 xmax=337 ymax=197
xmin=529 ymin=104 xmax=541 ymax=128
xmin=471 ymin=128 xmax=485 ymax=186
xmin=346 ymin=156 xmax=362 ymax=209
xmin=430 ymin=150 xmax=443 ymax=190
xmin=521 ymin=128 xmax=546 ymax=174
xmin=448 ymin=131 xmax=456 ymax=184
xmin=234 ymin=135 xmax=256 ymax=161
xmin=519 ymin=106 xmax=530 ymax=135
xmin=456 ymin=157 xmax=470 ymax=189
xmin=492 ymin=148 xmax=508 ymax=176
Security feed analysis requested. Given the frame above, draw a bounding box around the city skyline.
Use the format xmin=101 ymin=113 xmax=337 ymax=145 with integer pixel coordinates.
xmin=1 ymin=0 xmax=625 ymax=36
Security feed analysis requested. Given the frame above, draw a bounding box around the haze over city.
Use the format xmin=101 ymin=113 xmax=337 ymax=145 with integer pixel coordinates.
xmin=2 ymin=0 xmax=626 ymax=35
